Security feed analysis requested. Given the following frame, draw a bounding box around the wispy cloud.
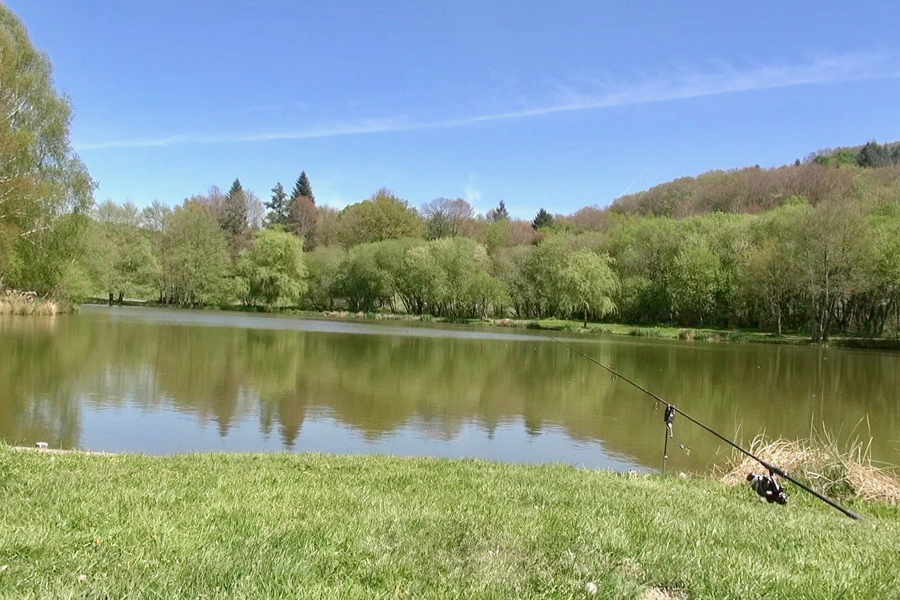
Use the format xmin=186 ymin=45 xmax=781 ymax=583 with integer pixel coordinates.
xmin=464 ymin=174 xmax=483 ymax=207
xmin=76 ymin=51 xmax=899 ymax=151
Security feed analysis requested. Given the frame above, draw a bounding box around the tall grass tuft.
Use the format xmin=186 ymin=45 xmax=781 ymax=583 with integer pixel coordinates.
xmin=721 ymin=431 xmax=900 ymax=504
xmin=0 ymin=290 xmax=61 ymax=316
xmin=628 ymin=327 xmax=661 ymax=338
xmin=725 ymin=330 xmax=748 ymax=342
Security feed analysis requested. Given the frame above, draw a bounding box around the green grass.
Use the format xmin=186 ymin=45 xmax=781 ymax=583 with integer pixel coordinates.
xmin=497 ymin=319 xmax=900 ymax=349
xmin=1 ymin=447 xmax=898 ymax=598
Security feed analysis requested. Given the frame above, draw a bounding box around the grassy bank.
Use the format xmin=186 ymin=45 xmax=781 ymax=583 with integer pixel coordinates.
xmin=1 ymin=446 xmax=898 ymax=598
xmin=499 ymin=318 xmax=900 ymax=350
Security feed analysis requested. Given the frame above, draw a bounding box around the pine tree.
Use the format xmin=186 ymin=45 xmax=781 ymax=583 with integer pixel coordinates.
xmin=265 ymin=182 xmax=289 ymax=226
xmin=290 ymin=171 xmax=315 ymax=204
xmin=859 ymin=141 xmax=889 ymax=169
xmin=221 ymin=178 xmax=249 ymax=253
xmin=487 ymin=200 xmax=509 ymax=222
xmin=532 ymin=208 xmax=554 ymax=230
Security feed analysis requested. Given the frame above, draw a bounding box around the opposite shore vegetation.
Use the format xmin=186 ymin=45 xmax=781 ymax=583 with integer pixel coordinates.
xmin=8 ymin=151 xmax=900 ymax=348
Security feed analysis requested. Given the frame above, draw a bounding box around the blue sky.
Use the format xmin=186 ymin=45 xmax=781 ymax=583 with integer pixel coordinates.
xmin=9 ymin=1 xmax=900 ymax=218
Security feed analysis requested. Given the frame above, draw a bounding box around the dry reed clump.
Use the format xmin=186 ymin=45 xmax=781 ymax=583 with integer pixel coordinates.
xmin=721 ymin=434 xmax=900 ymax=504
xmin=0 ymin=289 xmax=61 ymax=316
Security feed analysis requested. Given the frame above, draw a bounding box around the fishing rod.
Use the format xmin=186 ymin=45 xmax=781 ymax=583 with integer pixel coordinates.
xmin=548 ymin=335 xmax=863 ymax=521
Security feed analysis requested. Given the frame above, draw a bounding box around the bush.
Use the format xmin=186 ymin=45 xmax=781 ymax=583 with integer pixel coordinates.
xmin=628 ymin=327 xmax=660 ymax=338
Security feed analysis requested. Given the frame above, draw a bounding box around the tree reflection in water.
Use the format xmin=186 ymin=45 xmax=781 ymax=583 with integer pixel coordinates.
xmin=1 ymin=307 xmax=898 ymax=471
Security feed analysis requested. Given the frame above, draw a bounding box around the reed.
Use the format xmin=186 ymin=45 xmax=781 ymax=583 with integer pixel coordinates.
xmin=721 ymin=430 xmax=900 ymax=504
xmin=0 ymin=290 xmax=61 ymax=316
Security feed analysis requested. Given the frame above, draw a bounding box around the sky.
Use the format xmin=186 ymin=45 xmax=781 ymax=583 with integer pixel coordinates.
xmin=8 ymin=1 xmax=900 ymax=218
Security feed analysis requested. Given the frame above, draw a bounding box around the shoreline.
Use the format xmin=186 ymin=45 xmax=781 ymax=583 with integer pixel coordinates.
xmin=81 ymin=298 xmax=900 ymax=351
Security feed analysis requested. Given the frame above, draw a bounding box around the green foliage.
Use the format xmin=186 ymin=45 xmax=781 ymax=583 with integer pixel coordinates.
xmin=161 ymin=204 xmax=233 ymax=305
xmin=335 ymin=188 xmax=424 ymax=247
xmin=0 ymin=5 xmax=94 ymax=295
xmin=858 ymin=141 xmax=898 ymax=169
xmin=291 ymin=171 xmax=315 ymax=204
xmin=815 ymin=149 xmax=860 ymax=168
xmin=531 ymin=207 xmax=554 ymax=230
xmin=264 ymin=182 xmax=289 ymax=227
xmin=486 ymin=200 xmax=510 ymax=222
xmin=427 ymin=237 xmax=500 ymax=318
xmin=340 ymin=244 xmax=392 ymax=312
xmin=305 ymin=246 xmax=347 ymax=310
xmin=669 ymin=237 xmax=723 ymax=326
xmin=220 ymin=178 xmax=250 ymax=254
xmin=396 ymin=244 xmax=446 ymax=314
xmin=560 ymin=249 xmax=619 ymax=326
xmin=484 ymin=219 xmax=514 ymax=253
xmin=237 ymin=228 xmax=308 ymax=307
xmin=86 ymin=201 xmax=161 ymax=302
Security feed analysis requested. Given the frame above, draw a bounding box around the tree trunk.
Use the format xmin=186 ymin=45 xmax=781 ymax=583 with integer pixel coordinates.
xmin=108 ymin=292 xmax=113 ymax=306
xmin=776 ymin=303 xmax=782 ymax=337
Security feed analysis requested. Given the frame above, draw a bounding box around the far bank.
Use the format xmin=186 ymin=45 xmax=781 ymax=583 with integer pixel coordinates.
xmin=84 ymin=298 xmax=900 ymax=351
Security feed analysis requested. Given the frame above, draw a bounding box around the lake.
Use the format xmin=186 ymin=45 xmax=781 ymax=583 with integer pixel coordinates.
xmin=1 ymin=305 xmax=898 ymax=472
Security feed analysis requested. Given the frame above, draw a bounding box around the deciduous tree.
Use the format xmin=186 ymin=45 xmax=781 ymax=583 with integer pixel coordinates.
xmin=335 ymin=188 xmax=424 ymax=247
xmin=161 ymin=204 xmax=232 ymax=306
xmin=0 ymin=5 xmax=94 ymax=295
xmin=237 ymin=228 xmax=307 ymax=307
xmin=561 ymin=250 xmax=619 ymax=326
xmin=421 ymin=197 xmax=475 ymax=239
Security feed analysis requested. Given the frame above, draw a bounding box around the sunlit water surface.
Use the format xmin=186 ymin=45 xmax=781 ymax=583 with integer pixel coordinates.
xmin=2 ymin=305 xmax=898 ymax=472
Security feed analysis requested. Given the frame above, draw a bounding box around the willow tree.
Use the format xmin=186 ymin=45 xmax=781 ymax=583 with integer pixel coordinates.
xmin=561 ymin=250 xmax=619 ymax=327
xmin=0 ymin=6 xmax=94 ymax=295
xmin=236 ymin=228 xmax=307 ymax=307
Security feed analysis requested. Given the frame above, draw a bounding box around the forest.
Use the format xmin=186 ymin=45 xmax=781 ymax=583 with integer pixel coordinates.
xmin=3 ymin=4 xmax=900 ymax=343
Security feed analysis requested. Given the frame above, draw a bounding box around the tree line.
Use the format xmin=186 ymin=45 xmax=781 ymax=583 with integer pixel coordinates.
xmin=54 ymin=170 xmax=900 ymax=343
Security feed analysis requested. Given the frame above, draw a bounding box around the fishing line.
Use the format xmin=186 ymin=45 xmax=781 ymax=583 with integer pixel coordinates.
xmin=548 ymin=334 xmax=863 ymax=521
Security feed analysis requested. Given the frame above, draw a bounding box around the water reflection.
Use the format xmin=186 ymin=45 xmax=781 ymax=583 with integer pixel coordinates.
xmin=1 ymin=306 xmax=898 ymax=471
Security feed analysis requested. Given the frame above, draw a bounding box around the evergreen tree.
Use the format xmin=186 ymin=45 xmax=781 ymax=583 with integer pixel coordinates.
xmin=859 ymin=141 xmax=890 ymax=169
xmin=291 ymin=171 xmax=315 ymax=204
xmin=265 ymin=182 xmax=289 ymax=226
xmin=487 ymin=200 xmax=509 ymax=222
xmin=220 ymin=178 xmax=249 ymax=253
xmin=532 ymin=208 xmax=554 ymax=230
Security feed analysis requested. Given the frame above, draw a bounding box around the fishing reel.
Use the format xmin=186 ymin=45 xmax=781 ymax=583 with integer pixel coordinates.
xmin=747 ymin=471 xmax=789 ymax=505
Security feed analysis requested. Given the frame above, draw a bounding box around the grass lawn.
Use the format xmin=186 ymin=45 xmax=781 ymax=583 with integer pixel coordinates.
xmin=1 ymin=446 xmax=898 ymax=599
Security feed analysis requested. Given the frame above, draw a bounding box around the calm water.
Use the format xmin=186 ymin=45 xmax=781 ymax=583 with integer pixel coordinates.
xmin=1 ymin=305 xmax=898 ymax=472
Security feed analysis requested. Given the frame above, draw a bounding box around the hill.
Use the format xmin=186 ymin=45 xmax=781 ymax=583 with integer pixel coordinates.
xmin=609 ymin=140 xmax=900 ymax=218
